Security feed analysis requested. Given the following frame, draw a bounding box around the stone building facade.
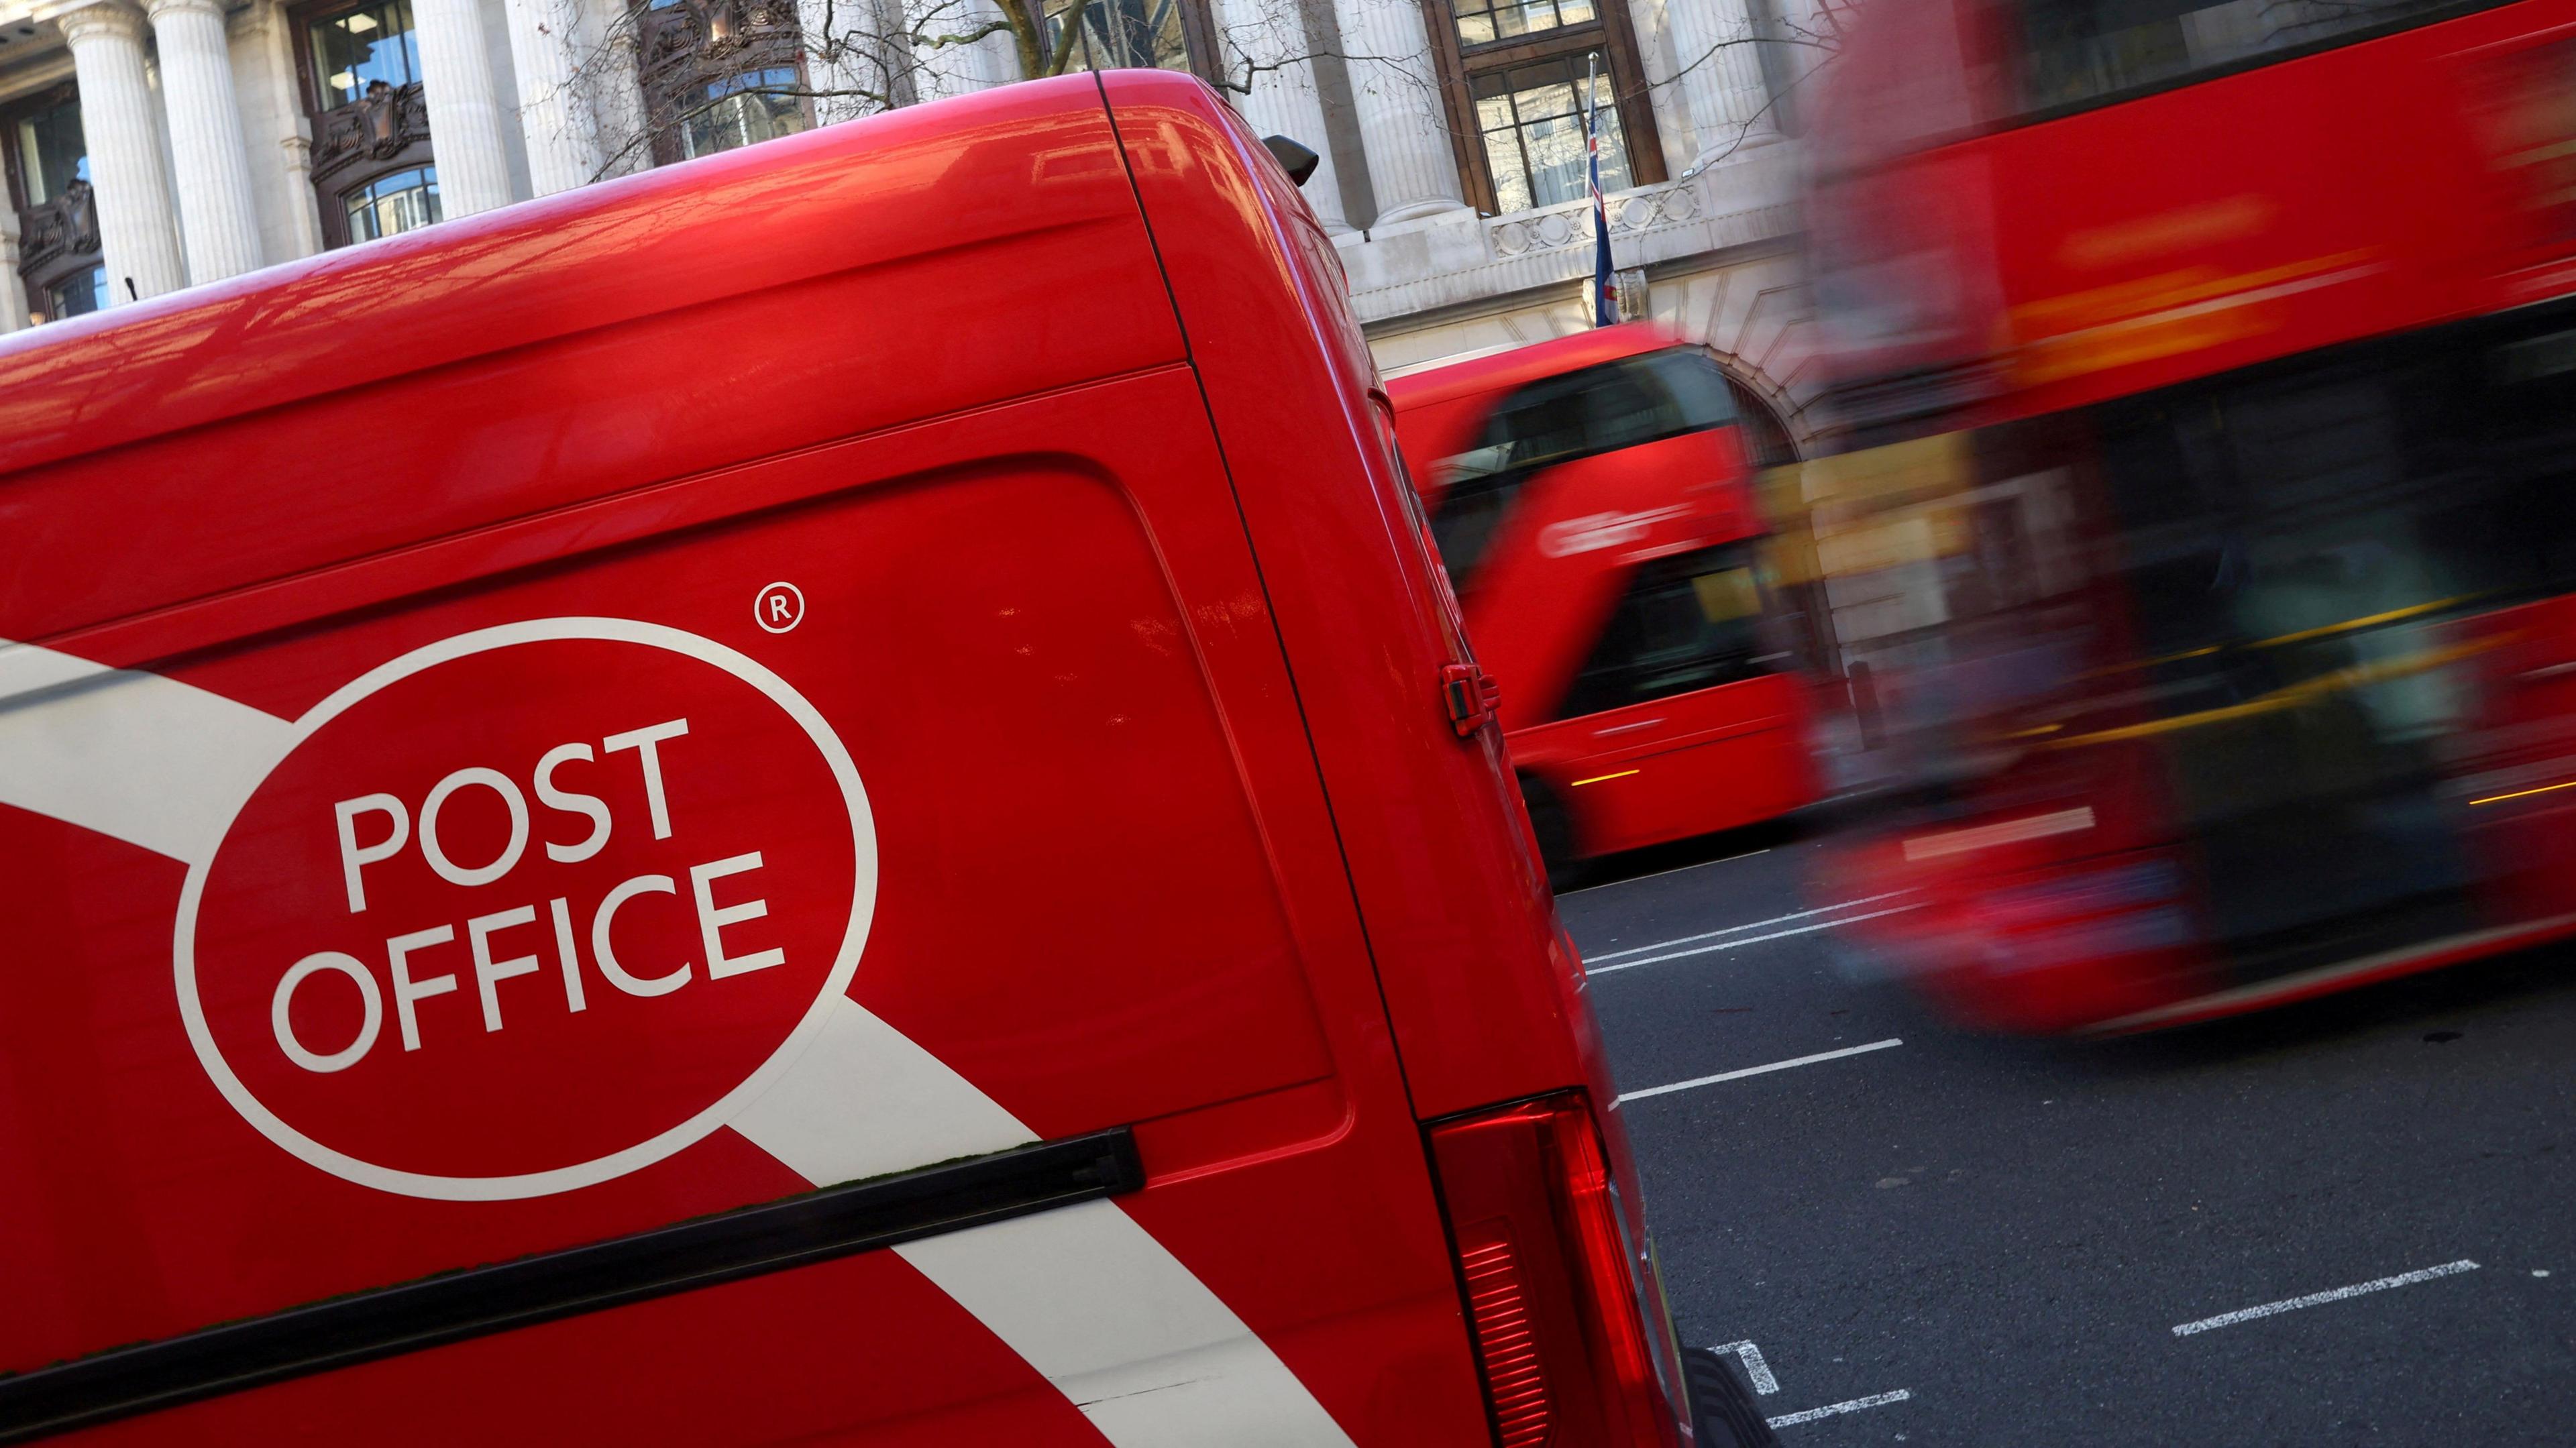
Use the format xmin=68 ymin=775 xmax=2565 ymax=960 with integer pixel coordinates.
xmin=0 ymin=0 xmax=1827 ymax=448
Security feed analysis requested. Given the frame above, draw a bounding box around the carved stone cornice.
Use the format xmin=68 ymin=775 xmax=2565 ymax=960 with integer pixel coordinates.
xmin=15 ymin=176 xmax=99 ymax=276
xmin=635 ymin=0 xmax=800 ymax=103
xmin=50 ymin=1 xmax=145 ymax=46
xmin=309 ymin=79 xmax=431 ymax=185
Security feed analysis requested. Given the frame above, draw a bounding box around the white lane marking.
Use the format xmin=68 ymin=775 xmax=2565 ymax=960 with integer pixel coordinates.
xmin=900 ymin=1199 xmax=1358 ymax=1447
xmin=0 ymin=639 xmax=293 ymax=866
xmin=1711 ymin=1339 xmax=1778 ymax=1394
xmin=1589 ymin=907 xmax=1920 ymax=977
xmin=3 ymin=636 xmax=1356 ymax=1445
xmin=1586 ymin=893 xmax=1910 ymax=964
xmin=1767 ymin=1389 xmax=1911 ymax=1429
xmin=2171 ymin=1260 xmax=2480 ymax=1337
xmin=1617 ymin=1039 xmax=1904 ymax=1104
xmin=1558 ymin=847 xmax=1772 ymax=895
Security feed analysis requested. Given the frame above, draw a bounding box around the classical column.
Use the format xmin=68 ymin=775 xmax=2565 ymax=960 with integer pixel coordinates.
xmin=796 ymin=0 xmax=903 ymax=123
xmin=411 ymin=0 xmax=517 ymax=216
xmin=1661 ymin=0 xmax=1774 ymax=167
xmin=1216 ymin=0 xmax=1348 ymax=231
xmin=246 ymin=0 xmax=325 ymax=259
xmin=56 ymin=3 xmax=185 ymax=302
xmin=1327 ymin=0 xmax=1465 ymax=223
xmin=502 ymin=0 xmax=602 ymax=194
xmin=1240 ymin=63 xmax=1348 ymax=230
xmin=144 ymin=0 xmax=268 ymax=284
xmin=278 ymin=134 xmax=326 ymax=257
xmin=903 ymin=0 xmax=1013 ymax=101
xmin=0 ymin=211 xmax=28 ymax=331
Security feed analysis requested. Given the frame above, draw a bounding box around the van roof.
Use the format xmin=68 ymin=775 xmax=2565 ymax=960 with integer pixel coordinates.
xmin=0 ymin=74 xmax=1124 ymax=484
xmin=1382 ymin=321 xmax=1684 ymax=414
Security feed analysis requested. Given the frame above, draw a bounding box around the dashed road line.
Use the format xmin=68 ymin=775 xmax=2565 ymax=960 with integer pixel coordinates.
xmin=1586 ymin=893 xmax=1911 ymax=964
xmin=1767 ymin=1389 xmax=1911 ymax=1429
xmin=2171 ymin=1260 xmax=2481 ymax=1337
xmin=1617 ymin=1039 xmax=1904 ymax=1104
xmin=1586 ymin=907 xmax=1919 ymax=977
xmin=1711 ymin=1339 xmax=1778 ymax=1394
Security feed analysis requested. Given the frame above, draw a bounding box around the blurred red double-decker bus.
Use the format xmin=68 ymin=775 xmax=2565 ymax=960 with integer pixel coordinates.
xmin=1389 ymin=326 xmax=1821 ymax=887
xmin=1801 ymin=0 xmax=2576 ymax=1032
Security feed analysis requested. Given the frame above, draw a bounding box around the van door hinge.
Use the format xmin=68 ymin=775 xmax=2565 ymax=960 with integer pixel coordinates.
xmin=1441 ymin=662 xmax=1499 ymax=737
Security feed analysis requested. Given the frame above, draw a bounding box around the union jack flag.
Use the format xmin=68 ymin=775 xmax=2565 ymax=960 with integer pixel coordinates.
xmin=1585 ymin=58 xmax=1617 ymax=327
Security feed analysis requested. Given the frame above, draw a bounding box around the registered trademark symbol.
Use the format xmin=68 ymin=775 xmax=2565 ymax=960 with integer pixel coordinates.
xmin=753 ymin=581 xmax=805 ymax=634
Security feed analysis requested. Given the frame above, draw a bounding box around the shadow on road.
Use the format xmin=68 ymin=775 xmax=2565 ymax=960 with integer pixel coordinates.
xmin=1560 ymin=815 xmax=1814 ymax=895
xmin=1974 ymin=940 xmax=2576 ymax=1082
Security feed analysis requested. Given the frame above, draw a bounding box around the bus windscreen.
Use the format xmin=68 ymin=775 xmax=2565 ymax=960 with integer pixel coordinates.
xmin=2014 ymin=0 xmax=2495 ymax=110
xmin=1429 ymin=349 xmax=1739 ymax=595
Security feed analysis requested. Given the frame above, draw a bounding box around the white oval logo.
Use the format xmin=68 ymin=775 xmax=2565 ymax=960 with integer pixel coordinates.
xmin=172 ymin=618 xmax=875 ymax=1201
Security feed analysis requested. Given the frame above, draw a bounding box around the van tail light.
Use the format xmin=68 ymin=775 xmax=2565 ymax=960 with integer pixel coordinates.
xmin=1428 ymin=1092 xmax=1689 ymax=1448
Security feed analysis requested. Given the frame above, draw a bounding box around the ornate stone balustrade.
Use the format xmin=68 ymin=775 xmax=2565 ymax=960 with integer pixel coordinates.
xmin=1336 ymin=144 xmax=1799 ymax=326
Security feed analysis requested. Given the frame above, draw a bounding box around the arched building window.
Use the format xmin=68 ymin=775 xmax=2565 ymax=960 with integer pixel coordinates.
xmin=1717 ymin=360 xmax=1841 ymax=677
xmin=5 ymin=85 xmax=107 ymax=323
xmin=1724 ymin=375 xmax=1797 ymax=469
xmin=343 ymin=164 xmax=441 ymax=240
xmin=297 ymin=0 xmax=443 ymax=247
xmin=635 ymin=0 xmax=810 ymax=166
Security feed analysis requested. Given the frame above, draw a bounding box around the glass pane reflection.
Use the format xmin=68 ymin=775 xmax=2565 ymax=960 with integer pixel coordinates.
xmin=312 ymin=0 xmax=421 ymax=109
xmin=1475 ymin=62 xmax=1630 ymax=215
xmin=343 ymin=164 xmax=442 ymax=241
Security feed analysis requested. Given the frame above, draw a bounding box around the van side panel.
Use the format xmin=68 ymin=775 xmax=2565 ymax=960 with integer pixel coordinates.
xmin=0 ymin=97 xmax=1444 ymax=1434
xmin=1103 ymin=74 xmax=1603 ymax=1123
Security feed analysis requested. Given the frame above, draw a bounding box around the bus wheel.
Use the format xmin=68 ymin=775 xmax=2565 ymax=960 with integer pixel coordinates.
xmin=1519 ymin=775 xmax=1584 ymax=893
xmin=1684 ymin=1346 xmax=1783 ymax=1447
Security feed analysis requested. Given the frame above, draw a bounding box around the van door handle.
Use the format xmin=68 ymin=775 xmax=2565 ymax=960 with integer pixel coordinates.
xmin=1442 ymin=662 xmax=1499 ymax=736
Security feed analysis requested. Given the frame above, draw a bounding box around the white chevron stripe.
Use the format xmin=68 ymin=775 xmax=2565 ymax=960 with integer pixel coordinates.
xmin=727 ymin=993 xmax=1038 ymax=1183
xmin=900 ymin=1199 xmax=1357 ymax=1447
xmin=0 ymin=639 xmax=293 ymax=866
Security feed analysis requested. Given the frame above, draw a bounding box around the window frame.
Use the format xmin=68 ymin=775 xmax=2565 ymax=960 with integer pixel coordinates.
xmin=1427 ymin=346 xmax=1744 ymax=598
xmin=2 ymin=82 xmax=106 ymax=322
xmin=339 ymin=162 xmax=443 ymax=243
xmin=1986 ymin=0 xmax=2523 ymax=129
xmin=1420 ymin=0 xmax=1666 ymax=216
xmin=1552 ymin=540 xmax=1782 ymax=722
xmin=291 ymin=0 xmax=443 ymax=249
xmin=299 ymin=0 xmax=425 ymax=113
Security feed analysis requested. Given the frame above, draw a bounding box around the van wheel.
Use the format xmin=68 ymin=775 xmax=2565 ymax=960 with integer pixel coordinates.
xmin=1684 ymin=1347 xmax=1782 ymax=1448
xmin=1519 ymin=775 xmax=1584 ymax=893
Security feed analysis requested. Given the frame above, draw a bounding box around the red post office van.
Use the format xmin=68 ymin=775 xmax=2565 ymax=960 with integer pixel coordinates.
xmin=0 ymin=72 xmax=1772 ymax=1447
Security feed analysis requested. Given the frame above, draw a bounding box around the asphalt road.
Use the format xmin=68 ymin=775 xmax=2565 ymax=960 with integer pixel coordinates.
xmin=1564 ymin=826 xmax=2576 ymax=1446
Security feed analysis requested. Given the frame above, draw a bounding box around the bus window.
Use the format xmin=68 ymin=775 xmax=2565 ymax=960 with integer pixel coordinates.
xmin=1430 ymin=349 xmax=1740 ymax=594
xmin=1557 ymin=544 xmax=1777 ymax=718
xmin=2011 ymin=0 xmax=2488 ymax=112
